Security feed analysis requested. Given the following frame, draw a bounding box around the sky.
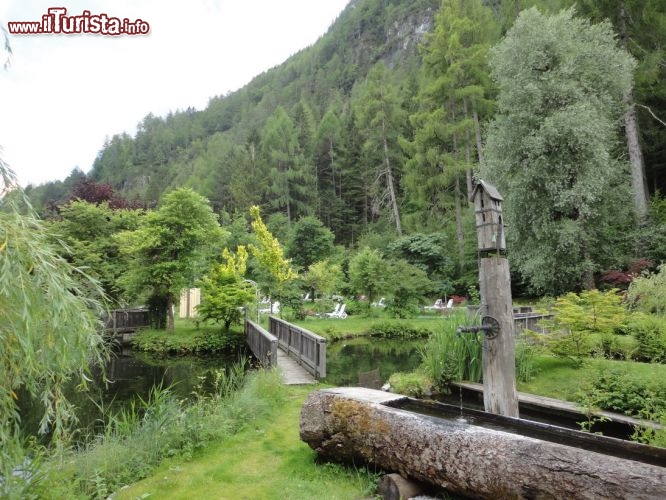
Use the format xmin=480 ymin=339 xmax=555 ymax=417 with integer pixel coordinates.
xmin=0 ymin=0 xmax=349 ymax=187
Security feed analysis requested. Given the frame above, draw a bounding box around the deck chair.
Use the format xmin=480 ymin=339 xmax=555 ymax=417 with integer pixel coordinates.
xmin=259 ymin=301 xmax=280 ymax=315
xmin=325 ymin=303 xmax=341 ymax=317
xmin=424 ymin=298 xmax=444 ymax=310
xmin=330 ymin=303 xmax=347 ymax=319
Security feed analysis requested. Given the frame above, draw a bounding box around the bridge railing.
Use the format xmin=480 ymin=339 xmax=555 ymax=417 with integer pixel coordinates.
xmin=104 ymin=308 xmax=151 ymax=334
xmin=245 ymin=319 xmax=278 ymax=368
xmin=269 ymin=316 xmax=326 ymax=379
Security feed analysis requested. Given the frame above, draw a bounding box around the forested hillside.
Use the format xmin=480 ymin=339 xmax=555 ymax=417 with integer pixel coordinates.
xmin=25 ymin=0 xmax=666 ymax=296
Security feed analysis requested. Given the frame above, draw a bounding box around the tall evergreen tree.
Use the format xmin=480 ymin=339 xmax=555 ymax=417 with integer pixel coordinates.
xmin=315 ymin=106 xmax=344 ymax=229
xmin=482 ymin=7 xmax=636 ymax=295
xmin=352 ymin=61 xmax=406 ymax=235
xmin=404 ymin=0 xmax=498 ymax=268
xmin=261 ymin=106 xmax=315 ymax=222
xmin=576 ymin=0 xmax=666 ymax=218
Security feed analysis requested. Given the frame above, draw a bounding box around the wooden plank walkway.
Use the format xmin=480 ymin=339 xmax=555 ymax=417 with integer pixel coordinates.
xmin=276 ymin=348 xmax=316 ymax=385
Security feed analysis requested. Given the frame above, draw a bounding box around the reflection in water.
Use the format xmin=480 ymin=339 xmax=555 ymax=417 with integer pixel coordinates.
xmin=324 ymin=338 xmax=424 ymax=388
xmin=19 ymin=349 xmax=244 ymax=440
xmin=20 ymin=339 xmax=424 ymax=440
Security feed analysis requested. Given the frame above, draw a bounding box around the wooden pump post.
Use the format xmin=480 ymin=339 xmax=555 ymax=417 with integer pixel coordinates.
xmin=471 ymin=181 xmax=519 ymax=417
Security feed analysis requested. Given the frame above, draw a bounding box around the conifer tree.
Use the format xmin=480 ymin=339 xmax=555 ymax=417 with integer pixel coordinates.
xmin=352 ymin=61 xmax=406 ymax=235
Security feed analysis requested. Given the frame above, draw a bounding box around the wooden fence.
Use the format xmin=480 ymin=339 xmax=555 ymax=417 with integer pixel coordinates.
xmin=269 ymin=316 xmax=327 ymax=379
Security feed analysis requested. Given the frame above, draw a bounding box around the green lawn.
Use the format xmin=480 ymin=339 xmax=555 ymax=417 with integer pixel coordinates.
xmin=290 ymin=313 xmax=452 ymax=341
xmin=113 ymin=384 xmax=379 ymax=500
xmin=518 ymin=355 xmax=666 ymax=402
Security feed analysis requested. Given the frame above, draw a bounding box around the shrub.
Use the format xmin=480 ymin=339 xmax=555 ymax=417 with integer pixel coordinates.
xmin=624 ymin=313 xmax=666 ymax=363
xmin=343 ymin=300 xmax=365 ymax=317
xmin=627 ymin=264 xmax=666 ymax=316
xmin=132 ymin=328 xmax=246 ymax=355
xmin=387 ymin=371 xmax=433 ymax=398
xmin=592 ymin=332 xmax=636 ymax=360
xmin=579 ymin=368 xmax=666 ymax=417
xmin=367 ymin=321 xmax=432 ymax=340
xmin=543 ymin=289 xmax=626 ymax=364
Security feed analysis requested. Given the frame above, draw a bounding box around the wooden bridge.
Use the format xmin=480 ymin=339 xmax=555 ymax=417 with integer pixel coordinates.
xmin=105 ymin=308 xmax=151 ymax=344
xmin=245 ymin=316 xmax=326 ymax=385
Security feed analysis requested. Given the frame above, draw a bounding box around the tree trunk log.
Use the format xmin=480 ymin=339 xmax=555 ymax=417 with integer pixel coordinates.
xmin=377 ymin=473 xmax=427 ymax=500
xmin=479 ymin=257 xmax=519 ymax=417
xmin=300 ymin=387 xmax=666 ymax=500
xmin=624 ymin=95 xmax=649 ymax=219
xmin=166 ymin=293 xmax=175 ymax=333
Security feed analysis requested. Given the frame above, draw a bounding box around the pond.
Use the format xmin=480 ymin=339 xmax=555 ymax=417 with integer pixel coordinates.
xmin=18 ymin=348 xmax=245 ymax=440
xmin=20 ymin=338 xmax=425 ymax=440
xmin=323 ymin=337 xmax=424 ymax=388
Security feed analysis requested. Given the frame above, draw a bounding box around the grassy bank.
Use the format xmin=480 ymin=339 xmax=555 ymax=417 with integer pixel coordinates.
xmin=130 ymin=319 xmax=245 ymax=354
xmin=111 ymin=383 xmax=378 ymax=500
xmin=290 ymin=313 xmax=449 ymax=341
xmin=518 ymin=355 xmax=666 ymax=411
xmin=29 ymin=368 xmax=378 ymax=499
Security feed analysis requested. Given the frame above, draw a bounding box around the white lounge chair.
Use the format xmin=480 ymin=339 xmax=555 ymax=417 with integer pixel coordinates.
xmin=325 ymin=303 xmax=341 ymax=317
xmin=424 ymin=298 xmax=453 ymax=311
xmin=259 ymin=301 xmax=280 ymax=315
xmin=424 ymin=298 xmax=444 ymax=310
xmin=329 ymin=303 xmax=347 ymax=319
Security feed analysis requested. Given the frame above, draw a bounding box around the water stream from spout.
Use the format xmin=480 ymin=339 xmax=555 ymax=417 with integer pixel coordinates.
xmin=457 ymin=384 xmax=467 ymax=423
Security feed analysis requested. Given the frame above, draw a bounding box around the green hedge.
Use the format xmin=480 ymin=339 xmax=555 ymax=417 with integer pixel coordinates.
xmin=131 ymin=327 xmax=246 ymax=355
xmin=367 ymin=321 xmax=433 ymax=340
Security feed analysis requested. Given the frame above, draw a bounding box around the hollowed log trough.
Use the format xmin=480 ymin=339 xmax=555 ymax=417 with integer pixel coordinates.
xmin=300 ymin=387 xmax=666 ymax=499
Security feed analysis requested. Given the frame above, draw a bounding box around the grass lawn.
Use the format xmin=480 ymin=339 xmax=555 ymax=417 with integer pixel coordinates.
xmin=112 ymin=384 xmax=379 ymax=500
xmin=518 ymin=355 xmax=666 ymax=402
xmin=290 ymin=313 xmax=454 ymax=341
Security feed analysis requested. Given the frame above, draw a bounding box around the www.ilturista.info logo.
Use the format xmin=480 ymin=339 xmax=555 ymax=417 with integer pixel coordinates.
xmin=8 ymin=8 xmax=150 ymax=36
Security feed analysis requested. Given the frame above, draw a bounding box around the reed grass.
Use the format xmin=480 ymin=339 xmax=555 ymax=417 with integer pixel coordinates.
xmin=419 ymin=309 xmax=483 ymax=388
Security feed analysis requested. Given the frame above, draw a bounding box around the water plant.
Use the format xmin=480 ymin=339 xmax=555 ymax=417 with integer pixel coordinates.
xmin=419 ymin=310 xmax=482 ymax=389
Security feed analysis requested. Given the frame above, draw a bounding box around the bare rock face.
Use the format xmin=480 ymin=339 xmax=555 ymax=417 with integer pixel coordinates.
xmin=300 ymin=387 xmax=666 ymax=500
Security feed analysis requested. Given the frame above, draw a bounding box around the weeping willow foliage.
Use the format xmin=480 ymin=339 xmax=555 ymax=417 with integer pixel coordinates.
xmin=0 ymin=155 xmax=108 ymax=481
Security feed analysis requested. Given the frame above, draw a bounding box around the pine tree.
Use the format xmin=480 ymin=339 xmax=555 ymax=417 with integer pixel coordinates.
xmin=261 ymin=107 xmax=315 ymax=222
xmin=576 ymin=0 xmax=666 ymax=219
xmin=352 ymin=61 xmax=406 ymax=235
xmin=404 ymin=0 xmax=498 ymax=268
